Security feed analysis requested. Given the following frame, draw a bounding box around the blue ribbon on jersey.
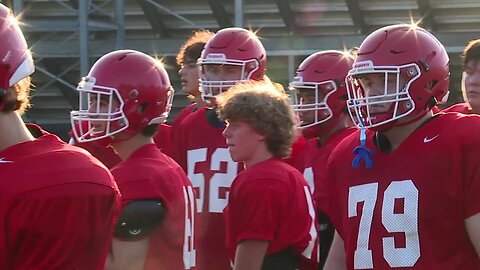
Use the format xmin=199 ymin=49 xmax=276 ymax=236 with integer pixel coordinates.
xmin=352 ymin=113 xmax=374 ymax=169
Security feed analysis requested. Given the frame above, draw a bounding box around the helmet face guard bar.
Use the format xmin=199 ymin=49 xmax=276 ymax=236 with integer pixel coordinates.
xmin=346 ymin=63 xmax=421 ymax=129
xmin=149 ymin=87 xmax=174 ymax=125
xmin=289 ymin=80 xmax=337 ymax=128
xmin=199 ymin=54 xmax=260 ymax=101
xmin=70 ymin=77 xmax=128 ymax=143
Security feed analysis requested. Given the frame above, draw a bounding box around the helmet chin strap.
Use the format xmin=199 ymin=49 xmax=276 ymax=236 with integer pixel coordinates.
xmin=352 ymin=107 xmax=375 ymax=169
xmin=352 ymin=125 xmax=375 ymax=169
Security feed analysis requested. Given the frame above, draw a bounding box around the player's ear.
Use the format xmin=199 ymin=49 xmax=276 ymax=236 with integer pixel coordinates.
xmin=255 ymin=129 xmax=266 ymax=142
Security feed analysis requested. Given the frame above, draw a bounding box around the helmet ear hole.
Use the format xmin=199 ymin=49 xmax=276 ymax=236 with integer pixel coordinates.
xmin=425 ymin=80 xmax=437 ymax=90
xmin=137 ymin=103 xmax=148 ymax=114
xmin=334 ymin=79 xmax=345 ymax=88
xmin=418 ymin=60 xmax=430 ymax=72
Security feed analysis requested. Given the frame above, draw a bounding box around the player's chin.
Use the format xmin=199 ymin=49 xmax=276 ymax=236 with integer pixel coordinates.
xmin=367 ymin=111 xmax=389 ymax=122
xmin=370 ymin=114 xmax=390 ymax=127
xmin=228 ymin=148 xmax=241 ymax=162
xmin=184 ymin=85 xmax=196 ymax=95
xmin=369 ymin=116 xmax=383 ymax=125
xmin=368 ymin=106 xmax=389 ymax=114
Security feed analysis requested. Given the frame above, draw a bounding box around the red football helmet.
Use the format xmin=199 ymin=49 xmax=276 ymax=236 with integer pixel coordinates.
xmin=70 ymin=50 xmax=174 ymax=143
xmin=289 ymin=50 xmax=354 ymax=134
xmin=198 ymin=27 xmax=266 ymax=100
xmin=346 ymin=24 xmax=449 ymax=130
xmin=0 ymin=4 xmax=34 ymax=110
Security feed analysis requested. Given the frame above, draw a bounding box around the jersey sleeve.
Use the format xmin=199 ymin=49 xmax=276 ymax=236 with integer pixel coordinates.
xmin=228 ymin=179 xmax=289 ymax=245
xmin=6 ymin=183 xmax=118 ymax=270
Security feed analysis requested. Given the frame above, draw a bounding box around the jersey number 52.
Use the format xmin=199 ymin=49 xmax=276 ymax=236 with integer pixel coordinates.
xmin=187 ymin=148 xmax=238 ymax=213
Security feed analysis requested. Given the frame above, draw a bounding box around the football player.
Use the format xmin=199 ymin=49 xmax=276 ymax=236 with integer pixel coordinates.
xmin=443 ymin=38 xmax=480 ymax=114
xmin=171 ymin=27 xmax=306 ymax=269
xmin=70 ymin=50 xmax=196 ymax=270
xmin=324 ymin=24 xmax=480 ymax=269
xmin=0 ymin=4 xmax=120 ymax=269
xmin=217 ymin=80 xmax=318 ymax=270
xmin=167 ymin=30 xmax=214 ymax=157
xmin=289 ymin=50 xmax=355 ymax=268
xmin=170 ymin=27 xmax=268 ymax=270
xmin=172 ymin=30 xmax=213 ymax=127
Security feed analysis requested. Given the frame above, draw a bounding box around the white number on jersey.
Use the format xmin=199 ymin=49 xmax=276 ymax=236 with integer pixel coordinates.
xmin=348 ymin=180 xmax=420 ymax=269
xmin=187 ymin=148 xmax=238 ymax=213
xmin=183 ymin=186 xmax=196 ymax=269
xmin=303 ymin=167 xmax=315 ymax=192
xmin=302 ymin=186 xmax=318 ymax=259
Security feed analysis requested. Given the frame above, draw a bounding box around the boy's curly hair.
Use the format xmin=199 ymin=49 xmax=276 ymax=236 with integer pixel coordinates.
xmin=217 ymin=80 xmax=297 ymax=158
xmin=176 ymin=30 xmax=214 ymax=66
xmin=462 ymin=39 xmax=480 ymax=68
xmin=2 ymin=76 xmax=32 ymax=114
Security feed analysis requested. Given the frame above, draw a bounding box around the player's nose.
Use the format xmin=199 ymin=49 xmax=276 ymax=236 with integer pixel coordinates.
xmin=222 ymin=125 xmax=232 ymax=139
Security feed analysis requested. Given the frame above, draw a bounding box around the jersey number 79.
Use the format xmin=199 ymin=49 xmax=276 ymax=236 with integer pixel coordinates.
xmin=348 ymin=180 xmax=420 ymax=269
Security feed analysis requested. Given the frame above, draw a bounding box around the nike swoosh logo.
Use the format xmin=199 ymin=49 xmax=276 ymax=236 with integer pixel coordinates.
xmin=423 ymin=135 xmax=439 ymax=143
xmin=0 ymin=157 xmax=13 ymax=163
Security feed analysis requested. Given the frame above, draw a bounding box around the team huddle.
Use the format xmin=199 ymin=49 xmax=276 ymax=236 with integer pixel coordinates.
xmin=0 ymin=2 xmax=479 ymax=270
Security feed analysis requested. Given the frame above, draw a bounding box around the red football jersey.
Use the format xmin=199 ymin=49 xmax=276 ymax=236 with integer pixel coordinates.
xmin=283 ymin=132 xmax=307 ymax=172
xmin=171 ymin=103 xmax=199 ymax=134
xmin=0 ymin=130 xmax=120 ymax=270
xmin=326 ymin=113 xmax=480 ymax=269
xmin=170 ymin=103 xmax=199 ymax=157
xmin=300 ymin=128 xmax=356 ymax=211
xmin=171 ymin=107 xmax=243 ymax=270
xmin=73 ymin=141 xmax=121 ymax=169
xmin=442 ymin=102 xmax=473 ymax=114
xmin=153 ymin=123 xmax=172 ymax=156
xmin=111 ymin=144 xmax=196 ymax=270
xmin=224 ymin=158 xmax=318 ymax=269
